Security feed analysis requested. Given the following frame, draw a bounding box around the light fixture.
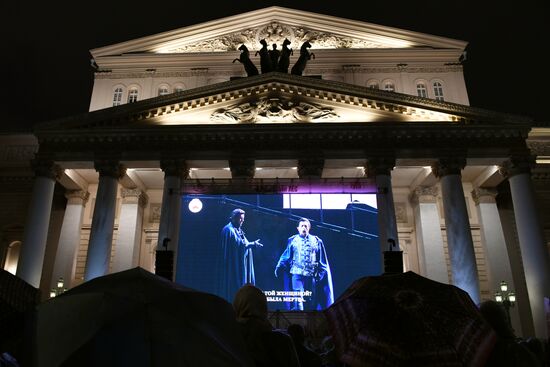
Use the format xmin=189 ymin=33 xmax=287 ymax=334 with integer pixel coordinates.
xmin=50 ymin=277 xmax=67 ymax=298
xmin=500 ymin=280 xmax=508 ymax=292
xmin=494 ymin=280 xmax=516 ymax=331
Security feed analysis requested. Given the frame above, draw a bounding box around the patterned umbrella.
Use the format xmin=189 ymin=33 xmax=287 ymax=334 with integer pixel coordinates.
xmin=324 ymin=271 xmax=496 ymax=367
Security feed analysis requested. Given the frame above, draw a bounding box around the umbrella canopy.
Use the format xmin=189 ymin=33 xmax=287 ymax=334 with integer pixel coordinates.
xmin=324 ymin=271 xmax=496 ymax=367
xmin=25 ymin=267 xmax=254 ymax=367
xmin=0 ymin=269 xmax=40 ymax=353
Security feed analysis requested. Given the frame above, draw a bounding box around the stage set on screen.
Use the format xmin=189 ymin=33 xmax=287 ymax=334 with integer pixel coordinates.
xmin=175 ymin=193 xmax=379 ymax=311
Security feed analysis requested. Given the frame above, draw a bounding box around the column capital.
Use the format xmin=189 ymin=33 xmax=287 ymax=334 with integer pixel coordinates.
xmin=471 ymin=187 xmax=497 ymax=205
xmin=431 ymin=157 xmax=466 ymax=178
xmin=297 ymin=157 xmax=324 ymax=179
xmin=160 ymin=159 xmax=189 ymax=178
xmin=229 ymin=158 xmax=255 ymax=179
xmin=65 ymin=189 xmax=90 ymax=205
xmin=121 ymin=188 xmax=148 ymax=207
xmin=94 ymin=159 xmax=126 ymax=179
xmin=410 ymin=186 xmax=438 ymax=205
xmin=366 ymin=157 xmax=395 ymax=177
xmin=499 ymin=155 xmax=535 ymax=179
xmin=31 ymin=158 xmax=62 ymax=180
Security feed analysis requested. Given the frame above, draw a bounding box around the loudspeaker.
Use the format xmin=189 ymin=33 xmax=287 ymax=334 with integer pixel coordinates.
xmin=383 ymin=251 xmax=403 ymax=275
xmin=155 ymin=250 xmax=174 ymax=280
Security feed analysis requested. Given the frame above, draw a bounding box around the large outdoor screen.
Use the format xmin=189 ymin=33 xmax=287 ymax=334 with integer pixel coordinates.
xmin=175 ymin=193 xmax=380 ymax=311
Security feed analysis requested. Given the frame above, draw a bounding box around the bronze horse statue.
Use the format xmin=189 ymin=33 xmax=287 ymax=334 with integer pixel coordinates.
xmin=255 ymin=39 xmax=273 ymax=73
xmin=233 ymin=44 xmax=259 ymax=76
xmin=277 ymin=38 xmax=293 ymax=73
xmin=291 ymin=41 xmax=314 ymax=76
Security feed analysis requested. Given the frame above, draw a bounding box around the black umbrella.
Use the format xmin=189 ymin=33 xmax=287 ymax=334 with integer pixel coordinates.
xmin=25 ymin=267 xmax=254 ymax=367
xmin=0 ymin=268 xmax=40 ymax=355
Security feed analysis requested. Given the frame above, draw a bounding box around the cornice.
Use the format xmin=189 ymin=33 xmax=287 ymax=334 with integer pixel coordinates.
xmin=95 ymin=64 xmax=463 ymax=80
xmin=37 ymin=73 xmax=531 ymax=133
xmin=35 ymin=123 xmax=529 ymax=163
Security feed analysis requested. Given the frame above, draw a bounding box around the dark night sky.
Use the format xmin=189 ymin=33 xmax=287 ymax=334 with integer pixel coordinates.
xmin=2 ymin=1 xmax=547 ymax=131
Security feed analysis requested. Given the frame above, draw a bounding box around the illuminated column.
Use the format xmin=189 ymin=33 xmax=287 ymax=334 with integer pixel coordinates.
xmin=17 ymin=159 xmax=61 ymax=287
xmin=410 ymin=186 xmax=448 ymax=283
xmin=432 ymin=157 xmax=480 ymax=304
xmin=367 ymin=158 xmax=399 ymax=267
xmin=112 ymin=189 xmax=147 ymax=273
xmin=157 ymin=159 xmax=188 ymax=257
xmin=84 ymin=160 xmax=125 ymax=281
xmin=501 ymin=157 xmax=550 ymax=339
xmin=472 ymin=187 xmax=521 ymax=334
xmin=51 ymin=190 xmax=89 ymax=289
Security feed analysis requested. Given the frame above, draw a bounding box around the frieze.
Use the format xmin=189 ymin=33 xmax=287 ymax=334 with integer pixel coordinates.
xmin=210 ymin=97 xmax=338 ymax=123
xmin=0 ymin=145 xmax=38 ymax=161
xmin=165 ymin=22 xmax=389 ymax=53
xmin=306 ymin=65 xmax=464 ymax=75
xmin=36 ymin=125 xmax=529 ymax=154
xmin=527 ymin=140 xmax=550 ymax=156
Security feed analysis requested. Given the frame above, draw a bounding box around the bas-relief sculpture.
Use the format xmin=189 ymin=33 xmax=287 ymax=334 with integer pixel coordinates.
xmin=167 ymin=21 xmax=389 ymax=53
xmin=210 ymin=97 xmax=338 ymax=123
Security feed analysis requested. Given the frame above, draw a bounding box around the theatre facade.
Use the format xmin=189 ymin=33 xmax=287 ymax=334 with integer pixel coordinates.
xmin=1 ymin=7 xmax=549 ymax=337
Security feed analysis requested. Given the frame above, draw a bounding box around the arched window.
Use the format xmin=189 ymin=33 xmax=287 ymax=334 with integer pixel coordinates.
xmin=112 ymin=87 xmax=123 ymax=106
xmin=128 ymin=88 xmax=139 ymax=103
xmin=416 ymin=83 xmax=427 ymax=98
xmin=174 ymin=85 xmax=185 ymax=93
xmin=158 ymin=86 xmax=170 ymax=96
xmin=433 ymin=82 xmax=444 ymax=101
xmin=383 ymin=81 xmax=395 ymax=92
xmin=367 ymin=80 xmax=379 ymax=89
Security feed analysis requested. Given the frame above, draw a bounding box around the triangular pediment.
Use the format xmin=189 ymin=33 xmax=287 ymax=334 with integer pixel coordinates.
xmin=37 ymin=73 xmax=527 ymax=133
xmin=91 ymin=7 xmax=467 ymax=58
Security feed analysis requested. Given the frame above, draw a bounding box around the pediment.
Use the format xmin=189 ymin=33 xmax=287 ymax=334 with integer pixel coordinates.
xmin=91 ymin=7 xmax=467 ymax=58
xmin=37 ymin=73 xmax=526 ymax=133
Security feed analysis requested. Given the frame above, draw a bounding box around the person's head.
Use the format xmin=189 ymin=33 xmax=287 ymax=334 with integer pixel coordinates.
xmin=233 ymin=284 xmax=268 ymax=322
xmin=479 ymin=300 xmax=515 ymax=339
xmin=230 ymin=208 xmax=245 ymax=228
xmin=297 ymin=218 xmax=311 ymax=237
xmin=287 ymin=323 xmax=305 ymax=345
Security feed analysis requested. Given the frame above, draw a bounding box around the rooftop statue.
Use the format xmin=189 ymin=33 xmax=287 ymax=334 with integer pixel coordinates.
xmin=255 ymin=39 xmax=273 ymax=73
xmin=291 ymin=41 xmax=315 ymax=76
xmin=277 ymin=39 xmax=293 ymax=73
xmin=233 ymin=44 xmax=259 ymax=76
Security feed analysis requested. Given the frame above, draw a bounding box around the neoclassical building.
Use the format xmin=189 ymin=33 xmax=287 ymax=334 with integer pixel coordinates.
xmin=1 ymin=7 xmax=549 ymax=338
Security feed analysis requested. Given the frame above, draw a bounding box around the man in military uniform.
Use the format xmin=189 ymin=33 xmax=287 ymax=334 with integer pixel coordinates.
xmin=275 ymin=218 xmax=334 ymax=310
